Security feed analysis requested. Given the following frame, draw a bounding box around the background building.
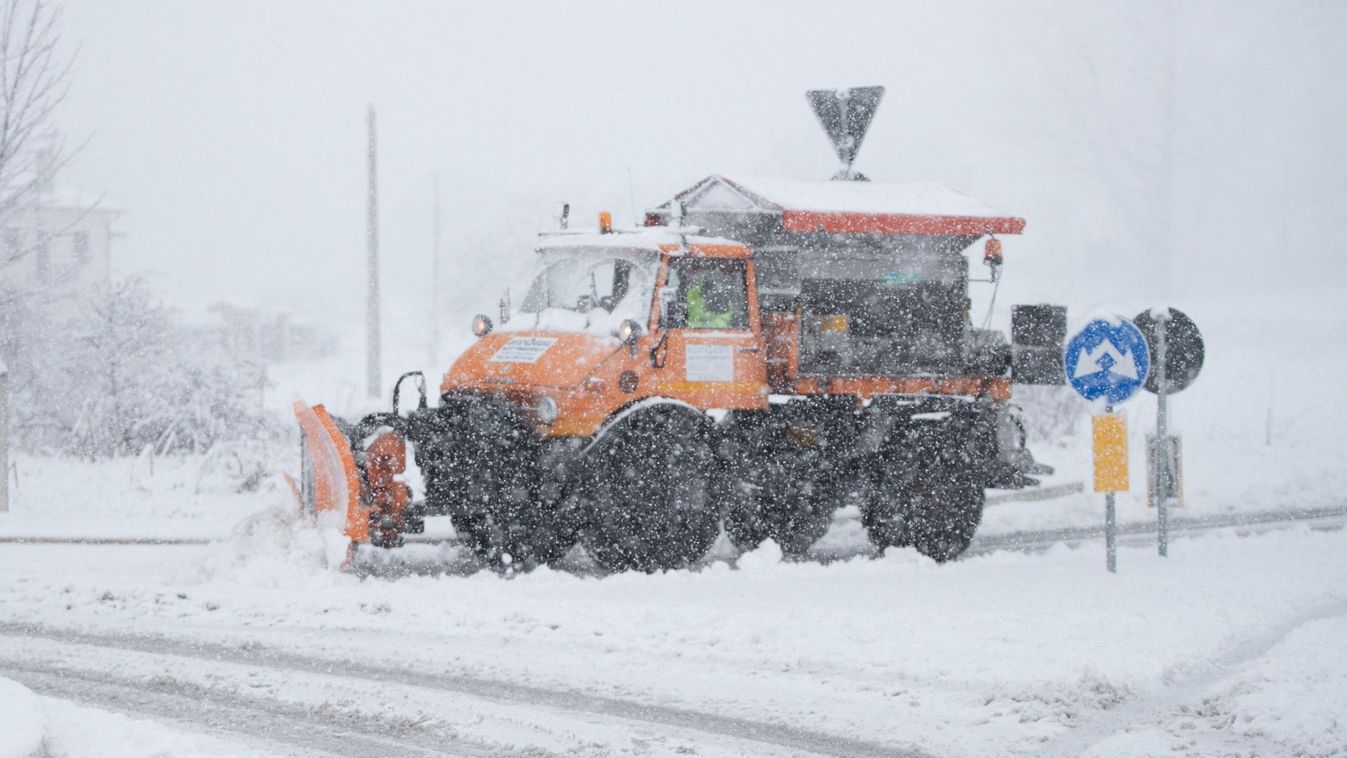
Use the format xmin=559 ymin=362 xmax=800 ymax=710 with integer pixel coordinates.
xmin=2 ymin=182 xmax=120 ymax=301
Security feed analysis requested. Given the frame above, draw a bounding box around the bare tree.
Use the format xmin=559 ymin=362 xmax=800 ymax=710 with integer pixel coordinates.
xmin=0 ymin=0 xmax=73 ymax=275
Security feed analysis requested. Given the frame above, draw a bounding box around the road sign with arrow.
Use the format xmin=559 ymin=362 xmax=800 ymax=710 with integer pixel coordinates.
xmin=1063 ymin=318 xmax=1151 ymax=405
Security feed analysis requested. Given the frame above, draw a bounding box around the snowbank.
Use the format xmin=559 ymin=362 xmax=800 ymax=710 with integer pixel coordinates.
xmin=0 ymin=678 xmax=44 ymax=758
xmin=2 ymin=673 xmax=274 ymax=758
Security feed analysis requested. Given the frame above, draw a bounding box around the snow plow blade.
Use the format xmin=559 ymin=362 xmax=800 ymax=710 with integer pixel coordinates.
xmin=293 ymin=401 xmax=368 ymax=545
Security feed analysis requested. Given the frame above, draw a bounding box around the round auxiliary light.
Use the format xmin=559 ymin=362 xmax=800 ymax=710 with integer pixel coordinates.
xmin=471 ymin=314 xmax=493 ymax=337
xmin=617 ymin=318 xmax=642 ymax=344
xmin=534 ymin=395 xmax=558 ymax=425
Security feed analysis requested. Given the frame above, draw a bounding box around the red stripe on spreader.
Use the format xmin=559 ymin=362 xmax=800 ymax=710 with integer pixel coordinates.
xmin=782 ymin=210 xmax=1026 ymax=236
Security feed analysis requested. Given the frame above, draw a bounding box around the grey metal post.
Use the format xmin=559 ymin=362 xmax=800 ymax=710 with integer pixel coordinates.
xmin=1105 ymin=401 xmax=1116 ymax=573
xmin=0 ymin=363 xmax=8 ymax=513
xmin=1154 ymin=309 xmax=1170 ymax=557
xmin=366 ymin=105 xmax=382 ymax=398
xmin=429 ymin=174 xmax=442 ymax=369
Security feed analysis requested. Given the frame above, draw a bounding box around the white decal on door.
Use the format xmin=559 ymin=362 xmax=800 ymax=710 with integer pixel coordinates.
xmin=685 ymin=343 xmax=734 ymax=382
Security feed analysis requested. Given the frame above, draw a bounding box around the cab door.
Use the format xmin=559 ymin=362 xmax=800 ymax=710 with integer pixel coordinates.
xmin=646 ymin=255 xmax=769 ymax=411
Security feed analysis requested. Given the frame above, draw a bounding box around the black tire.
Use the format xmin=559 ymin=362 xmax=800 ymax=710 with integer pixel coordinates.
xmin=410 ymin=396 xmax=575 ymax=570
xmin=862 ymin=466 xmax=913 ymax=550
xmin=904 ymin=461 xmax=984 ymax=562
xmin=866 ymin=441 xmax=985 ymax=562
xmin=578 ymin=405 xmax=720 ymax=573
xmin=722 ymin=434 xmax=836 ymax=558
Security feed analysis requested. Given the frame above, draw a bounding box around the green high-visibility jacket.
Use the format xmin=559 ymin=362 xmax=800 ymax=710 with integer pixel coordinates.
xmin=686 ymin=285 xmax=732 ymax=328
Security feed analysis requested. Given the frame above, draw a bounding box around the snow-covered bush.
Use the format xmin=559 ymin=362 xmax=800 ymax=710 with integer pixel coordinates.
xmin=3 ymin=277 xmax=282 ymax=461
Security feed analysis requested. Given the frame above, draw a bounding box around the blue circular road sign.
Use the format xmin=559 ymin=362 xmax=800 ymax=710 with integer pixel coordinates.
xmin=1063 ymin=318 xmax=1151 ymax=404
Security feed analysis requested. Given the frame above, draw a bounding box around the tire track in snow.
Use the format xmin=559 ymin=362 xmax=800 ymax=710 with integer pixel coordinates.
xmin=1038 ymin=598 xmax=1347 ymax=757
xmin=0 ymin=622 xmax=926 ymax=758
xmin=3 ymin=661 xmax=484 ymax=758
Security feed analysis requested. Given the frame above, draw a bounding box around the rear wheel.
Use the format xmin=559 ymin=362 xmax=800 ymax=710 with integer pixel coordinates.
xmin=721 ymin=406 xmax=845 ymax=560
xmin=903 ymin=461 xmax=983 ymax=562
xmin=866 ymin=441 xmax=984 ymax=563
xmin=722 ymin=430 xmax=836 ymax=558
xmin=579 ymin=406 xmax=720 ymax=573
xmin=411 ymin=397 xmax=575 ymax=570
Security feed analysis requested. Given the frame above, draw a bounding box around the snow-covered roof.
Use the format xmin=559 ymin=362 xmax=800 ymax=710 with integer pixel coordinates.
xmin=3 ymin=177 xmax=121 ymax=212
xmin=535 ymin=227 xmax=743 ymax=253
xmin=45 ymin=185 xmax=120 ymax=213
xmin=651 ymin=174 xmax=1025 ymax=236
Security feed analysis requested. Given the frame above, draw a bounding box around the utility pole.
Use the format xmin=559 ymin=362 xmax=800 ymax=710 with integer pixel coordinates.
xmin=429 ymin=174 xmax=441 ymax=369
xmin=1 ymin=361 xmax=9 ymax=513
xmin=366 ymin=105 xmax=382 ymax=398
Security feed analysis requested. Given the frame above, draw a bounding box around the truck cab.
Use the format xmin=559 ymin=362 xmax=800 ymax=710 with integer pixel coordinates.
xmin=441 ymin=230 xmax=770 ymax=439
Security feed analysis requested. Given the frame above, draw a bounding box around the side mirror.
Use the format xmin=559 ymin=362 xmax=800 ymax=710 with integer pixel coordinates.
xmin=657 ymin=286 xmax=679 ymax=327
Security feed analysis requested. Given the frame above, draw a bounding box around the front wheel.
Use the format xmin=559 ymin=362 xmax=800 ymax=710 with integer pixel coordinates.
xmin=411 ymin=397 xmax=575 ymax=570
xmin=578 ymin=405 xmax=720 ymax=573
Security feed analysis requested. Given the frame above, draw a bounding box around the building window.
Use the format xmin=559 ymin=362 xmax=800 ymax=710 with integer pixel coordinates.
xmin=72 ymin=231 xmax=90 ymax=265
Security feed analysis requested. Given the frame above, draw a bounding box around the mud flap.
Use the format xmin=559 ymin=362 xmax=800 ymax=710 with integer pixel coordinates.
xmin=294 ymin=401 xmax=368 ymax=566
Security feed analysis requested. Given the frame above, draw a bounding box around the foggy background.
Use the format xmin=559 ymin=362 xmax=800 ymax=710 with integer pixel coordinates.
xmin=54 ymin=1 xmax=1347 ymax=343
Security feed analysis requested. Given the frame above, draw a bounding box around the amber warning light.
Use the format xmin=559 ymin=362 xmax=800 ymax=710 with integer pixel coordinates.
xmin=983 ymin=238 xmax=1003 ymax=267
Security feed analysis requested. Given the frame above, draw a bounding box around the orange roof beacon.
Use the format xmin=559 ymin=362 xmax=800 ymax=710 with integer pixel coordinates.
xmin=295 ymin=86 xmax=1067 ymax=573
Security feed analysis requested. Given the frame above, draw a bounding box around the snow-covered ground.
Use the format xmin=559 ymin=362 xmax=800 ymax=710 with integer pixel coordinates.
xmin=2 ymin=516 xmax=1345 ymax=756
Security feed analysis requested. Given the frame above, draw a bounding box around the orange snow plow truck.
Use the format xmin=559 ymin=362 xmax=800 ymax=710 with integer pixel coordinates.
xmin=296 ymin=87 xmax=1066 ymax=572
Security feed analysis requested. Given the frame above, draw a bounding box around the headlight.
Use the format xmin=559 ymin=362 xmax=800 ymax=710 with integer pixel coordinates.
xmin=471 ymin=314 xmax=493 ymax=337
xmin=534 ymin=395 xmax=558 ymax=425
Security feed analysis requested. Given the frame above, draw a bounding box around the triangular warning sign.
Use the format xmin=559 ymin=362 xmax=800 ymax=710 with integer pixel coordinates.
xmin=806 ymin=86 xmax=885 ymax=171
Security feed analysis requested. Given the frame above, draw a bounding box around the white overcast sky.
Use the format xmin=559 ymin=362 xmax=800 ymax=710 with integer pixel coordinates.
xmin=54 ymin=1 xmax=1347 ymax=332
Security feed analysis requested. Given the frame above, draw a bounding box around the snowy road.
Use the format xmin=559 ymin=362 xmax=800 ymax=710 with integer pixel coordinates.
xmin=0 ymin=622 xmax=915 ymax=757
xmin=3 ymin=506 xmax=1346 ymax=756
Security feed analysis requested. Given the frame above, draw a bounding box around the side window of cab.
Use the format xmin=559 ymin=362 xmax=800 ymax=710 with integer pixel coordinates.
xmin=663 ymin=259 xmax=749 ymax=330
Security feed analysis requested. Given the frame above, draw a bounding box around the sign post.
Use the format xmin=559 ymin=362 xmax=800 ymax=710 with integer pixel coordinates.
xmin=1154 ymin=311 xmax=1171 ymax=556
xmin=1133 ymin=307 xmax=1205 ymax=558
xmin=1064 ymin=318 xmax=1150 ymax=572
xmin=1093 ymin=409 xmax=1129 ymax=571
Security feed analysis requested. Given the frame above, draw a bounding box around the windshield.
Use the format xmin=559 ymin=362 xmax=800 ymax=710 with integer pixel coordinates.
xmin=511 ymin=249 xmax=657 ymax=335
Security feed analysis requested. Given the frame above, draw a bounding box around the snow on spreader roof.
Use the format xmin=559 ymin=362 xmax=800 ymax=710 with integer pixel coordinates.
xmin=652 ymin=174 xmax=1025 ymax=236
xmin=726 ymin=176 xmax=1007 ymax=217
